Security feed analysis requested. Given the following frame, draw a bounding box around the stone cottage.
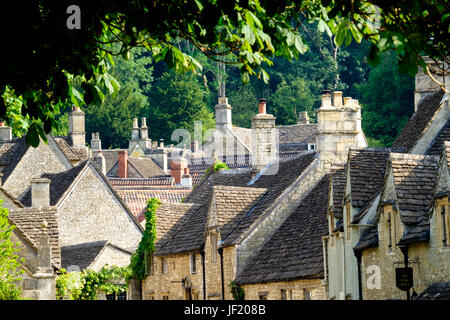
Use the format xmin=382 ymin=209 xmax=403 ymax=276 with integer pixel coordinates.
xmin=141 ymin=89 xmax=367 ymax=300
xmin=324 ymin=59 xmax=450 ymax=300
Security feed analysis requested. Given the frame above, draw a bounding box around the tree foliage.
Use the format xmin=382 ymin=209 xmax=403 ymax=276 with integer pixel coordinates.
xmin=0 ymin=200 xmax=24 ymax=300
xmin=1 ymin=1 xmax=447 ymax=146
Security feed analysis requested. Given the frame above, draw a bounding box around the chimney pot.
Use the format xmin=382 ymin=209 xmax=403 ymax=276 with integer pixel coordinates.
xmin=170 ymin=157 xmax=188 ymax=184
xmin=159 ymin=139 xmax=164 ymax=149
xmin=133 ymin=118 xmax=139 ymax=128
xmin=321 ymin=90 xmax=332 ymax=108
xmin=333 ymin=91 xmax=343 ymax=107
xmin=118 ymin=151 xmax=128 ymax=178
xmin=258 ymin=99 xmax=267 ymax=114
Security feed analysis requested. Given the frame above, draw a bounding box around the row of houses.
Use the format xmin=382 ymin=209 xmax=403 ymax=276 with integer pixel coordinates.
xmin=2 ymin=57 xmax=449 ymax=300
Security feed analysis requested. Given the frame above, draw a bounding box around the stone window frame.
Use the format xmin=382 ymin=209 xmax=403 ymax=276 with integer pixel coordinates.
xmin=308 ymin=143 xmax=316 ymax=151
xmin=303 ymin=289 xmax=311 ymax=300
xmin=161 ymin=257 xmax=168 ymax=274
xmin=258 ymin=292 xmax=268 ymax=300
xmin=345 ymin=201 xmax=351 ymax=241
xmin=436 ymin=199 xmax=450 ymax=248
xmin=384 ymin=205 xmax=401 ymax=254
xmin=210 ymin=232 xmax=218 ymax=264
xmin=280 ymin=289 xmax=293 ymax=300
xmin=189 ymin=253 xmax=197 ymax=274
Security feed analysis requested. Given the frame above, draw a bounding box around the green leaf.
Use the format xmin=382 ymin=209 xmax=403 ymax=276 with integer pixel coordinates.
xmin=242 ymin=25 xmax=256 ymax=45
xmin=194 ymin=0 xmax=203 ymax=11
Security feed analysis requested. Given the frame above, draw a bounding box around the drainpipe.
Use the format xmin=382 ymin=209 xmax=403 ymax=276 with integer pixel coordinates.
xmin=355 ymin=250 xmax=363 ymax=300
xmin=218 ymin=246 xmax=225 ymax=300
xmin=400 ymin=245 xmax=410 ymax=300
xmin=200 ymin=247 xmax=206 ymax=300
xmin=322 ymin=237 xmax=329 ymax=300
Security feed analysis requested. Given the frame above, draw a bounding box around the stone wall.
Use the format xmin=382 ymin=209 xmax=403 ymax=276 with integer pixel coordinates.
xmin=89 ymin=245 xmax=133 ymax=271
xmin=4 ymin=137 xmax=72 ymax=199
xmin=241 ymin=279 xmax=325 ymax=300
xmin=57 ymin=165 xmax=142 ymax=252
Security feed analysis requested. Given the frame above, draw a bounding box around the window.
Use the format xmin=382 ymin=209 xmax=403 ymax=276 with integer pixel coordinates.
xmin=144 ymin=251 xmax=154 ymax=276
xmin=440 ymin=205 xmax=449 ymax=246
xmin=106 ymin=292 xmax=127 ymax=300
xmin=162 ymin=295 xmax=169 ymax=300
xmin=161 ymin=257 xmax=168 ymax=274
xmin=258 ymin=292 xmax=268 ymax=300
xmin=303 ymin=289 xmax=311 ymax=300
xmin=308 ymin=144 xmax=316 ymax=150
xmin=387 ymin=211 xmax=393 ymax=251
xmin=280 ymin=289 xmax=293 ymax=300
xmin=210 ymin=233 xmax=217 ymax=263
xmin=190 ymin=253 xmax=197 ymax=274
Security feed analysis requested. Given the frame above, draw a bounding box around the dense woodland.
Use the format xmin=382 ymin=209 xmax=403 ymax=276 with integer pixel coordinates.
xmin=52 ymin=23 xmax=414 ymax=149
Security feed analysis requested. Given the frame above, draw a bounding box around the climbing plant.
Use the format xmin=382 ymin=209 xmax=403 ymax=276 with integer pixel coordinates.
xmin=206 ymin=161 xmax=230 ymax=174
xmin=128 ymin=198 xmax=160 ymax=281
xmin=0 ymin=199 xmax=24 ymax=300
xmin=56 ymin=265 xmax=130 ymax=300
xmin=229 ymin=280 xmax=245 ymax=301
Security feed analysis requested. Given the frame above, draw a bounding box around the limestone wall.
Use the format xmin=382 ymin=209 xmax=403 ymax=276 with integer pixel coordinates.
xmin=242 ymin=279 xmax=325 ymax=300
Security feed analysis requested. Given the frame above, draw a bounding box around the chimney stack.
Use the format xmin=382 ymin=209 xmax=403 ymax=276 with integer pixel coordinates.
xmin=0 ymin=121 xmax=12 ymax=143
xmin=94 ymin=151 xmax=106 ymax=176
xmin=414 ymin=57 xmax=449 ymax=112
xmin=68 ymin=105 xmax=86 ymax=148
xmin=170 ymin=157 xmax=188 ymax=185
xmin=181 ymin=167 xmax=192 ymax=188
xmin=298 ymin=112 xmax=310 ymax=124
xmin=90 ymin=132 xmax=102 ymax=152
xmin=140 ymin=117 xmax=149 ymax=140
xmin=317 ymin=90 xmax=366 ymax=163
xmin=215 ymin=97 xmax=233 ymax=130
xmin=251 ymin=99 xmax=277 ymax=173
xmin=31 ymin=178 xmax=51 ymax=207
xmin=131 ymin=118 xmax=139 ymax=140
xmin=191 ymin=140 xmax=199 ymax=153
xmin=159 ymin=139 xmax=164 ymax=149
xmin=118 ymin=151 xmax=128 ymax=178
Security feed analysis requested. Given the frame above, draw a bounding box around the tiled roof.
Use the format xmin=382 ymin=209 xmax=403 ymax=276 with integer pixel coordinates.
xmin=61 ymin=241 xmax=109 ymax=270
xmin=55 ymin=135 xmax=89 ymax=160
xmin=155 ymin=203 xmax=202 ymax=255
xmin=387 ymin=153 xmax=439 ymax=245
xmin=211 ymin=186 xmax=267 ymax=241
xmin=427 ymin=121 xmax=450 ymax=156
xmin=416 ymin=282 xmax=450 ymax=300
xmin=108 ymin=157 xmax=165 ymax=178
xmin=330 ymin=165 xmax=346 ymax=220
xmin=392 ymin=90 xmax=445 ymax=152
xmin=278 ymin=123 xmax=317 ymax=145
xmin=54 ymin=137 xmax=81 ymax=162
xmin=235 ymin=175 xmax=329 ymax=284
xmin=353 ymin=225 xmax=378 ymax=253
xmin=158 ymin=152 xmax=317 ymax=255
xmin=348 ymin=148 xmax=394 ymax=209
xmin=109 ymin=177 xmax=174 ymax=188
xmin=21 ymin=161 xmax=88 ymax=207
xmin=0 ymin=136 xmax=29 ymax=182
xmin=9 ymin=207 xmax=61 ymax=268
xmin=102 ymin=149 xmax=125 ymax=175
xmin=117 ymin=188 xmax=192 ymax=222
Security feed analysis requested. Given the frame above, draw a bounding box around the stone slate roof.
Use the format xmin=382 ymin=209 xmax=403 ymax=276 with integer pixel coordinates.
xmin=108 ymin=157 xmax=165 ymax=178
xmin=55 ymin=135 xmax=89 ymax=160
xmin=416 ymin=282 xmax=450 ymax=300
xmin=21 ymin=161 xmax=88 ymax=207
xmin=0 ymin=136 xmax=29 ymax=182
xmin=8 ymin=207 xmax=61 ymax=268
xmin=353 ymin=225 xmax=378 ymax=253
xmin=235 ymin=175 xmax=329 ymax=284
xmin=117 ymin=187 xmax=192 ymax=222
xmin=330 ymin=165 xmax=346 ymax=220
xmin=392 ymin=90 xmax=445 ymax=152
xmin=155 ymin=203 xmax=202 ymax=255
xmin=102 ymin=149 xmax=126 ymax=175
xmin=386 ymin=153 xmax=439 ymax=245
xmin=278 ymin=123 xmax=317 ymax=145
xmin=348 ymin=148 xmax=394 ymax=209
xmin=61 ymin=240 xmax=109 ymax=270
xmin=54 ymin=137 xmax=81 ymax=162
xmin=210 ymin=186 xmax=267 ymax=241
xmin=426 ymin=121 xmax=450 ymax=156
xmin=157 ymin=152 xmax=317 ymax=255
xmin=109 ymin=177 xmax=174 ymax=188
